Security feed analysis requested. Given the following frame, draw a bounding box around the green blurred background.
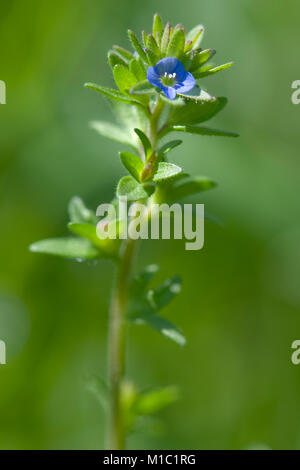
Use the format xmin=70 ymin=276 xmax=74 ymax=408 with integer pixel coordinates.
xmin=1 ymin=0 xmax=300 ymax=450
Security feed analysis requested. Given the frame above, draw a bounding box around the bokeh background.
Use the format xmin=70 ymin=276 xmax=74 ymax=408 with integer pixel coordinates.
xmin=1 ymin=0 xmax=300 ymax=450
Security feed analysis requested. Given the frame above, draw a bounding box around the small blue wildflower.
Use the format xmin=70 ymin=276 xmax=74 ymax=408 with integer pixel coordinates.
xmin=147 ymin=57 xmax=196 ymax=100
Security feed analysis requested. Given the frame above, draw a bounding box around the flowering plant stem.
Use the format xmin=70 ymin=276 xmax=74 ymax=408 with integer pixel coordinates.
xmin=108 ymin=99 xmax=164 ymax=449
xmin=29 ymin=14 xmax=237 ymax=450
xmin=108 ymin=237 xmax=136 ymax=449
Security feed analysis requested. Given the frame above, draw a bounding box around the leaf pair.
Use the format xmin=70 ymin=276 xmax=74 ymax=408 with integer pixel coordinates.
xmin=123 ymin=381 xmax=179 ymax=433
xmin=128 ymin=265 xmax=185 ymax=346
xmin=29 ymin=197 xmax=120 ymax=262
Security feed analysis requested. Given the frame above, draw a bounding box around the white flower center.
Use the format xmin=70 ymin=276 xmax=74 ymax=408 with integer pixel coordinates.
xmin=161 ymin=72 xmax=177 ymax=87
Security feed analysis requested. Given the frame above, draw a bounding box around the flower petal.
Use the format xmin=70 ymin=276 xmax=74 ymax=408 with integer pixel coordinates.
xmin=164 ymin=87 xmax=177 ymax=100
xmin=155 ymin=57 xmax=187 ymax=82
xmin=176 ymin=72 xmax=196 ymax=94
xmin=147 ymin=66 xmax=161 ymax=88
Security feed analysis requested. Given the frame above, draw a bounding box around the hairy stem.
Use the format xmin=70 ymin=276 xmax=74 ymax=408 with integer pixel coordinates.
xmin=108 ymin=237 xmax=136 ymax=450
xmin=108 ymin=97 xmax=164 ymax=449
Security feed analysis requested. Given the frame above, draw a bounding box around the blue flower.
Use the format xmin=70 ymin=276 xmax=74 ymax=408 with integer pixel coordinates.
xmin=147 ymin=57 xmax=196 ymax=100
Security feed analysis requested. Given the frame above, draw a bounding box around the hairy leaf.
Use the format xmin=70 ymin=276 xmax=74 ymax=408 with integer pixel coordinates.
xmin=134 ymin=128 xmax=152 ymax=159
xmin=129 ymin=58 xmax=147 ymax=82
xmin=157 ymin=139 xmax=183 ymax=157
xmin=177 ymin=86 xmax=214 ymax=102
xmin=189 ymin=49 xmax=216 ymax=72
xmin=167 ymin=96 xmax=228 ymax=126
xmin=112 ymin=45 xmax=134 ymax=62
xmin=169 ymin=125 xmax=239 ymax=138
xmin=152 ymin=162 xmax=182 ymax=182
xmin=120 ymin=151 xmax=143 ymax=182
xmin=90 ymin=121 xmax=136 ymax=149
xmin=128 ymin=30 xmax=148 ymax=63
xmin=131 ymin=313 xmax=186 ymax=346
xmin=166 ymin=28 xmax=185 ymax=59
xmin=186 ymin=24 xmax=204 ymax=49
xmin=108 ymin=50 xmax=128 ymax=68
xmin=195 ymin=62 xmax=233 ymax=78
xmin=117 ymin=175 xmax=155 ymax=201
xmin=113 ymin=64 xmax=137 ymax=93
xmin=29 ymin=237 xmax=100 ymax=260
xmin=68 ymin=196 xmax=97 ymax=224
xmin=84 ymin=82 xmax=141 ymax=105
xmin=167 ymin=176 xmax=217 ymax=201
xmin=152 ymin=13 xmax=163 ymax=45
xmin=146 ymin=34 xmax=161 ymax=62
xmin=161 ymin=22 xmax=171 ymax=55
xmin=130 ymin=80 xmax=155 ymax=96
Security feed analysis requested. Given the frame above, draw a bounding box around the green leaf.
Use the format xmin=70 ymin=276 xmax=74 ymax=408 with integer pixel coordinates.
xmin=135 ymin=386 xmax=179 ymax=415
xmin=145 ymin=47 xmax=157 ymax=66
xmin=186 ymin=24 xmax=204 ymax=49
xmin=117 ymin=175 xmax=155 ymax=201
xmin=84 ymin=82 xmax=141 ymax=105
xmin=113 ymin=65 xmax=137 ymax=93
xmin=90 ymin=121 xmax=136 ymax=149
xmin=146 ymin=34 xmax=161 ymax=62
xmin=152 ymin=162 xmax=182 ymax=182
xmin=128 ymin=29 xmax=148 ymax=63
xmin=120 ymin=151 xmax=143 ymax=182
xmin=195 ymin=62 xmax=233 ymax=78
xmin=169 ymin=125 xmax=239 ymax=138
xmin=68 ymin=196 xmax=97 ymax=224
xmin=129 ymin=58 xmax=147 ymax=82
xmin=134 ymin=128 xmax=152 ymax=159
xmin=131 ymin=313 xmax=186 ymax=346
xmin=147 ymin=275 xmax=182 ymax=311
xmin=68 ymin=223 xmax=120 ymax=256
xmin=130 ymin=80 xmax=155 ymax=96
xmin=130 ymin=264 xmax=159 ymax=296
xmin=167 ymin=96 xmax=228 ymax=126
xmin=29 ymin=237 xmax=100 ymax=260
xmin=177 ymin=86 xmax=214 ymax=102
xmin=68 ymin=223 xmax=99 ymax=246
xmin=108 ymin=50 xmax=128 ymax=68
xmin=85 ymin=374 xmax=109 ymax=411
xmin=157 ymin=140 xmax=182 ymax=157
xmin=112 ymin=45 xmax=134 ymax=62
xmin=161 ymin=22 xmax=171 ymax=55
xmin=152 ymin=13 xmax=163 ymax=45
xmin=166 ymin=28 xmax=185 ymax=59
xmin=190 ymin=49 xmax=216 ymax=72
xmin=168 ymin=176 xmax=217 ymax=201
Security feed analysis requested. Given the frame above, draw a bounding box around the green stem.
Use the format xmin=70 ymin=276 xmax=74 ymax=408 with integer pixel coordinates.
xmin=149 ymin=96 xmax=164 ymax=147
xmin=108 ymin=237 xmax=136 ymax=450
xmin=108 ymin=97 xmax=164 ymax=449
